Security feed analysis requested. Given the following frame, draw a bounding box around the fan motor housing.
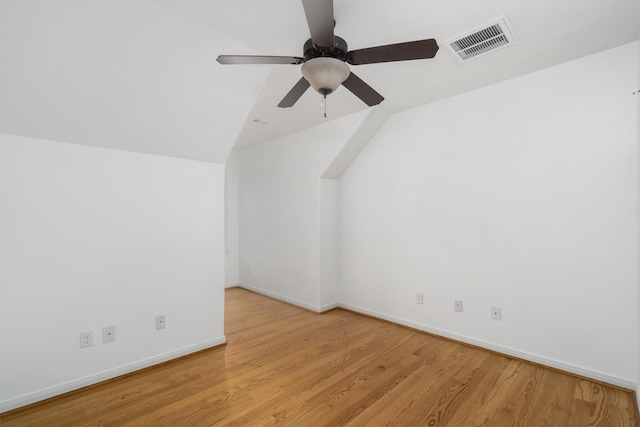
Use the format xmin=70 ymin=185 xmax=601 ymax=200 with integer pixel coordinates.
xmin=303 ymin=36 xmax=348 ymax=62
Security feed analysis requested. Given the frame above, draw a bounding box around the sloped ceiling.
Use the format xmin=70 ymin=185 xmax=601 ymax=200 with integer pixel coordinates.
xmin=0 ymin=0 xmax=266 ymax=163
xmin=0 ymin=0 xmax=637 ymax=162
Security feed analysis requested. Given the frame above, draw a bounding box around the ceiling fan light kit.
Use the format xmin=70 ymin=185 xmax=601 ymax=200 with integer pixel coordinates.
xmin=216 ymin=0 xmax=440 ymax=113
xmin=301 ymin=57 xmax=350 ymax=95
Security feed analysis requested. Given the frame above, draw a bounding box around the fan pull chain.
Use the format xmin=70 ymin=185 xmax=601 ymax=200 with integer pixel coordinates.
xmin=322 ymin=94 xmax=327 ymax=118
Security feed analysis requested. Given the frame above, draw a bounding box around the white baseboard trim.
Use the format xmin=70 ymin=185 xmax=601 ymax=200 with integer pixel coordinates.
xmin=234 ymin=287 xmax=635 ymax=389
xmin=319 ymin=302 xmax=339 ymax=312
xmin=338 ymin=302 xmax=636 ymax=390
xmin=0 ymin=336 xmax=226 ymax=414
xmin=238 ymin=284 xmax=337 ymax=313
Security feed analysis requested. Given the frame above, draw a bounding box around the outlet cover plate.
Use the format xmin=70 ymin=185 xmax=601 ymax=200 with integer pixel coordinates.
xmin=454 ymin=300 xmax=463 ymax=312
xmin=416 ymin=293 xmax=424 ymax=304
xmin=80 ymin=330 xmax=93 ymax=348
xmin=156 ymin=315 xmax=166 ymax=330
xmin=103 ymin=325 xmax=116 ymax=344
xmin=491 ymin=307 xmax=502 ymax=320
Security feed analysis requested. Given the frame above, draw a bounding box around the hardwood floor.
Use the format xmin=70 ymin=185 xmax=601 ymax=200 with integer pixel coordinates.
xmin=2 ymin=287 xmax=638 ymax=426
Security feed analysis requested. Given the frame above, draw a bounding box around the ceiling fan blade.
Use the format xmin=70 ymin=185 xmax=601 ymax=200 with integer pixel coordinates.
xmin=278 ymin=77 xmax=311 ymax=108
xmin=341 ymin=72 xmax=384 ymax=106
xmin=217 ymin=55 xmax=303 ymax=65
xmin=301 ymin=0 xmax=334 ymax=50
xmin=347 ymin=39 xmax=439 ymax=65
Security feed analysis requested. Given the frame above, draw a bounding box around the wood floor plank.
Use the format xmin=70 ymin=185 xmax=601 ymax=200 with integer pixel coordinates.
xmin=1 ymin=287 xmax=638 ymax=426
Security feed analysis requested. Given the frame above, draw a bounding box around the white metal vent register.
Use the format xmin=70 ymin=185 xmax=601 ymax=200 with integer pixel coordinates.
xmin=445 ymin=17 xmax=516 ymax=62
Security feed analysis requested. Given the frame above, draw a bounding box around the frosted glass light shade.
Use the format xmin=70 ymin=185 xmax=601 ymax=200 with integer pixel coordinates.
xmin=301 ymin=57 xmax=350 ymax=96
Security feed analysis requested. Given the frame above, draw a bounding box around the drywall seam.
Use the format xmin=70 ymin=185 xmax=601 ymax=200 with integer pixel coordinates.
xmin=0 ymin=337 xmax=226 ymax=414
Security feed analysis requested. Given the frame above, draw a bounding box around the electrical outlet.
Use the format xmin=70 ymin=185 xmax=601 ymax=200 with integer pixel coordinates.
xmin=156 ymin=315 xmax=166 ymax=330
xmin=454 ymin=300 xmax=463 ymax=312
xmin=491 ymin=307 xmax=502 ymax=320
xmin=103 ymin=325 xmax=116 ymax=344
xmin=80 ymin=330 xmax=93 ymax=348
xmin=416 ymin=293 xmax=424 ymax=304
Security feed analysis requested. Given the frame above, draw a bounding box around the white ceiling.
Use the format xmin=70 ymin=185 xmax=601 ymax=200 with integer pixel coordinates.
xmin=0 ymin=0 xmax=637 ymax=161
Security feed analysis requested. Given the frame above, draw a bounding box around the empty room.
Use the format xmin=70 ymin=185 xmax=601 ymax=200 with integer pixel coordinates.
xmin=1 ymin=0 xmax=639 ymax=425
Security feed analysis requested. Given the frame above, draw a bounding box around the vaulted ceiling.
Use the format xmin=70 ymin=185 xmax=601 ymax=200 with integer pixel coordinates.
xmin=0 ymin=1 xmax=637 ymax=162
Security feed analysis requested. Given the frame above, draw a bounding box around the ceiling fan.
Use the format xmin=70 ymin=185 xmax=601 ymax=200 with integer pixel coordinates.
xmin=216 ymin=0 xmax=439 ymax=111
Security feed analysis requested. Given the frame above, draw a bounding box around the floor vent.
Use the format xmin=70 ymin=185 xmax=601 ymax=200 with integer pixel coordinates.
xmin=445 ymin=17 xmax=516 ymax=63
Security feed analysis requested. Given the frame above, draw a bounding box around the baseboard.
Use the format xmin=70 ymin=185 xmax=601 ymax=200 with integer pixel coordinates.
xmin=238 ymin=284 xmax=337 ymax=313
xmin=0 ymin=336 xmax=226 ymax=414
xmin=233 ymin=287 xmax=635 ymax=389
xmin=319 ymin=302 xmax=339 ymax=312
xmin=338 ymin=302 xmax=636 ymax=391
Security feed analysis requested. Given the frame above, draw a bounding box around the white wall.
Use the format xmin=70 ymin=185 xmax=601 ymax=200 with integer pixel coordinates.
xmin=637 ymin=26 xmax=640 ymax=409
xmin=225 ymin=150 xmax=240 ymax=287
xmin=338 ymin=42 xmax=639 ymax=387
xmin=238 ymin=113 xmax=368 ymax=311
xmin=0 ymin=134 xmax=226 ymax=412
xmin=319 ymin=178 xmax=339 ymax=307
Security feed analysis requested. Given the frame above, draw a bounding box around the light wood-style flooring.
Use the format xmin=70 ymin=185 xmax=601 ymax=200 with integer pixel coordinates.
xmin=2 ymin=287 xmax=638 ymax=426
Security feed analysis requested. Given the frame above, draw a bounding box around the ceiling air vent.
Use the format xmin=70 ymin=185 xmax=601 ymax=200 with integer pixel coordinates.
xmin=445 ymin=17 xmax=516 ymax=63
